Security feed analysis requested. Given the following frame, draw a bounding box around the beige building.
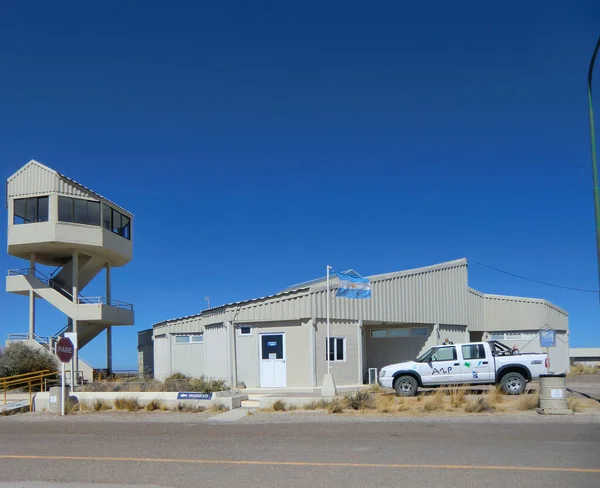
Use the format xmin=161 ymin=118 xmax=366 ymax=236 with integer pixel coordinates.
xmin=152 ymin=258 xmax=569 ymax=388
xmin=5 ymin=160 xmax=134 ymax=382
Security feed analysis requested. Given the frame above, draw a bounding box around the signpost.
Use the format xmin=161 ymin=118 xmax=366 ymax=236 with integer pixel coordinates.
xmin=56 ymin=337 xmax=74 ymax=416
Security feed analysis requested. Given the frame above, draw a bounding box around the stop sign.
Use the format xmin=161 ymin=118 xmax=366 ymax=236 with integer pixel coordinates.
xmin=56 ymin=337 xmax=74 ymax=363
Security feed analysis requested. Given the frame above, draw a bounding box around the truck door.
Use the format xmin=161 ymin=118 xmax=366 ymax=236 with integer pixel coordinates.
xmin=420 ymin=346 xmax=461 ymax=385
xmin=459 ymin=343 xmax=493 ymax=382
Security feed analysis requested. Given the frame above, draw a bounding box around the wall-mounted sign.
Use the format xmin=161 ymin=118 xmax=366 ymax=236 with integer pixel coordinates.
xmin=267 ymin=341 xmax=277 ymax=347
xmin=540 ymin=329 xmax=556 ymax=348
xmin=177 ymin=392 xmax=213 ymax=400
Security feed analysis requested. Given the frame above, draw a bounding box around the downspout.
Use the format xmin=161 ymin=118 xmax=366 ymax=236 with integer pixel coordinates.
xmin=230 ymin=307 xmax=242 ymax=389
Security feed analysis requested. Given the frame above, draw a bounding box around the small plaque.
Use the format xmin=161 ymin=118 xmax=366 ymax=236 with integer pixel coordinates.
xmin=550 ymin=389 xmax=563 ymax=399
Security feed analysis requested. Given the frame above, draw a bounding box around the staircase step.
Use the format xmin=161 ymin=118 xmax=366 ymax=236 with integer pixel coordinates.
xmin=240 ymin=400 xmax=260 ymax=408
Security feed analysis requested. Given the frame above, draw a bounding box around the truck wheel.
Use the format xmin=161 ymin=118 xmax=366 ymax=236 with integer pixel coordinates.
xmin=394 ymin=376 xmax=418 ymax=397
xmin=500 ymin=372 xmax=526 ymax=395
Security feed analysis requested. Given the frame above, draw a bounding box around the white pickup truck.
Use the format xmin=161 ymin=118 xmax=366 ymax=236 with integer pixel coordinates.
xmin=378 ymin=341 xmax=548 ymax=396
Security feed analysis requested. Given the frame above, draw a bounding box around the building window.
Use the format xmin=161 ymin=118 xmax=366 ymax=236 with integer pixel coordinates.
xmin=326 ymin=337 xmax=346 ymax=362
xmin=191 ymin=334 xmax=204 ymax=343
xmin=370 ymin=327 xmax=429 ymax=338
xmin=13 ymin=196 xmax=49 ymax=224
xmin=101 ymin=203 xmax=131 ymax=240
xmin=462 ymin=344 xmax=486 ymax=360
xmin=490 ymin=332 xmax=537 ymax=341
xmin=175 ymin=335 xmax=190 ymax=344
xmin=58 ymin=196 xmax=101 ymax=226
xmin=240 ymin=327 xmax=252 ymax=336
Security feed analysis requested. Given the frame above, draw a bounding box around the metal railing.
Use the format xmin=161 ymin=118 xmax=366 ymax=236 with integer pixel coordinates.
xmin=7 ymin=268 xmax=133 ymax=311
xmin=1 ymin=370 xmax=58 ymax=411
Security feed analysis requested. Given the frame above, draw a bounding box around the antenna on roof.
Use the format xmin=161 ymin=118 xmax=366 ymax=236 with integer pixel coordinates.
xmin=205 ymin=296 xmax=210 ymax=309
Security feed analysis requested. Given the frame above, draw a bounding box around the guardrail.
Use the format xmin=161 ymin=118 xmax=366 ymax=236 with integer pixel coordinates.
xmin=7 ymin=268 xmax=134 ymax=311
xmin=1 ymin=370 xmax=58 ymax=411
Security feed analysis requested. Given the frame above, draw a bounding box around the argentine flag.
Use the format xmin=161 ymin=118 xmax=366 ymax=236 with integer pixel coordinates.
xmin=335 ymin=270 xmax=372 ymax=299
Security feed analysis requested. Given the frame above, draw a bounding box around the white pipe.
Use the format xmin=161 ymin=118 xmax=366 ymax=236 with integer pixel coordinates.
xmin=326 ymin=265 xmax=331 ymax=376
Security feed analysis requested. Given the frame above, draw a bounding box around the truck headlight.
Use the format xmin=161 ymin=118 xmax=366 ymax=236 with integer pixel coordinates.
xmin=379 ymin=369 xmax=387 ymax=378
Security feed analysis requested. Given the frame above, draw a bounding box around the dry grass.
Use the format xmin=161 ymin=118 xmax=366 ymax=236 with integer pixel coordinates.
xmin=344 ymin=390 xmax=372 ymax=411
xmin=304 ymin=400 xmax=333 ymax=410
xmin=113 ymin=397 xmax=140 ymax=411
xmin=396 ymin=397 xmax=411 ymax=412
xmin=175 ymin=402 xmax=206 ymax=412
xmin=567 ymin=397 xmax=584 ymax=412
xmin=516 ymin=393 xmax=539 ymax=411
xmin=421 ymin=390 xmax=445 ymax=412
xmin=464 ymin=397 xmax=494 ymax=413
xmin=271 ymin=400 xmax=287 ymax=412
xmin=211 ymin=402 xmax=229 ymax=413
xmin=568 ymin=364 xmax=599 ymax=376
xmin=145 ymin=399 xmax=165 ymax=412
xmin=486 ymin=387 xmax=504 ymax=407
xmin=327 ymin=399 xmax=343 ymax=414
xmin=449 ymin=386 xmax=468 ymax=408
xmin=375 ymin=394 xmax=395 ymax=413
xmin=369 ymin=384 xmax=383 ymax=393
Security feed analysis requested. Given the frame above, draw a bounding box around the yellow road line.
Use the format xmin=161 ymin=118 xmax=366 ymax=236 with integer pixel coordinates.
xmin=0 ymin=455 xmax=598 ymax=473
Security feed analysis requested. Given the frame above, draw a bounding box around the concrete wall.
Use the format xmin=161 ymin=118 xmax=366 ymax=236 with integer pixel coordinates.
xmin=235 ymin=320 xmax=311 ymax=388
xmin=204 ymin=323 xmax=230 ymax=383
xmin=315 ymin=319 xmax=360 ymax=387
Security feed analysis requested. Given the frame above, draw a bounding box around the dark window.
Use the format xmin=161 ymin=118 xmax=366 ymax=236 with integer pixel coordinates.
xmin=431 ymin=347 xmax=457 ymax=362
xmin=14 ymin=196 xmax=49 ymax=224
xmin=240 ymin=327 xmax=251 ymax=336
xmin=13 ymin=199 xmax=27 ymax=224
xmin=261 ymin=335 xmax=283 ymax=360
xmin=462 ymin=344 xmax=486 ymax=360
xmin=326 ymin=337 xmax=345 ymax=362
xmin=37 ymin=196 xmax=49 ymax=222
xmin=58 ymin=196 xmax=73 ymax=222
xmin=102 ymin=204 xmax=112 ymax=230
xmin=88 ymin=201 xmax=100 ymax=226
xmin=122 ymin=215 xmax=131 ymax=239
xmin=112 ymin=210 xmax=122 ymax=235
xmin=73 ymin=198 xmax=88 ymax=224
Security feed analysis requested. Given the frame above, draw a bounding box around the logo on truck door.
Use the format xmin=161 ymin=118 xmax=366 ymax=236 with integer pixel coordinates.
xmin=431 ymin=367 xmax=452 ymax=375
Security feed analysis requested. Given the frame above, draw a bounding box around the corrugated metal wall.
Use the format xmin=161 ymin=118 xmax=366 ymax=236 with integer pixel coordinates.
xmin=153 ymin=336 xmax=170 ymax=380
xmin=7 ymin=162 xmax=59 ymax=198
xmin=171 ymin=340 xmax=205 ymax=378
xmin=204 ymin=324 xmax=230 ymax=382
xmin=365 ymin=325 xmax=432 ymax=372
xmin=468 ymin=289 xmax=485 ymax=329
xmin=494 ymin=332 xmax=570 ymax=374
xmin=477 ymin=295 xmax=568 ymax=332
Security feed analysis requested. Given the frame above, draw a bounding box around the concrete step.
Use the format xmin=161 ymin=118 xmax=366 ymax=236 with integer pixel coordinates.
xmin=0 ymin=400 xmax=30 ymax=415
xmin=240 ymin=400 xmax=260 ymax=408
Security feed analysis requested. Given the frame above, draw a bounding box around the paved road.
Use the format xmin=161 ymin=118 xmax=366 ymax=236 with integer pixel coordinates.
xmin=0 ymin=416 xmax=599 ymax=488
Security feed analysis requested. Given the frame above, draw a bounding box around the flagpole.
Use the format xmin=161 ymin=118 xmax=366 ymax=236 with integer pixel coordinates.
xmin=326 ymin=265 xmax=331 ymax=376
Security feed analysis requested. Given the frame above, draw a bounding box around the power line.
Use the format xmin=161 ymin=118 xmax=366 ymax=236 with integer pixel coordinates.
xmin=475 ymin=261 xmax=599 ymax=294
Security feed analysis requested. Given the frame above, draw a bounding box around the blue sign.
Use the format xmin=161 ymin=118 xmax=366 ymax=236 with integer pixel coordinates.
xmin=177 ymin=392 xmax=213 ymax=400
xmin=267 ymin=341 xmax=277 ymax=347
xmin=540 ymin=329 xmax=556 ymax=348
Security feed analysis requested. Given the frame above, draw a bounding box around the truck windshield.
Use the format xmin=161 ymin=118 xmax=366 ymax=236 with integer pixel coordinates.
xmin=416 ymin=347 xmax=435 ymax=362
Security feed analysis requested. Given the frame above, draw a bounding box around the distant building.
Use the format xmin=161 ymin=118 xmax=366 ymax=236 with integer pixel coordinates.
xmin=137 ymin=329 xmax=154 ymax=377
xmin=5 ymin=160 xmax=135 ymax=382
xmin=570 ymin=348 xmax=600 ymax=367
xmin=151 ymin=258 xmax=569 ymax=388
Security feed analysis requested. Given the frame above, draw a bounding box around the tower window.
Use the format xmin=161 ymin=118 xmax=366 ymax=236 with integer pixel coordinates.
xmin=13 ymin=196 xmax=49 ymax=224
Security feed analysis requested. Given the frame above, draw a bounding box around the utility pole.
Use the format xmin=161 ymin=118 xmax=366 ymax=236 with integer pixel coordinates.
xmin=588 ymin=35 xmax=600 ymax=301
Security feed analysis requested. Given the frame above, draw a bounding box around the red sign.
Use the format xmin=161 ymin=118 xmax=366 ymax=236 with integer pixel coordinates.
xmin=56 ymin=337 xmax=74 ymax=363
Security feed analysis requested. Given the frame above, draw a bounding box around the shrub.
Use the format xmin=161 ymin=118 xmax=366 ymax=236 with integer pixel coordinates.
xmin=211 ymin=403 xmax=228 ymax=413
xmin=486 ymin=386 xmax=504 ymax=407
xmin=375 ymin=394 xmax=395 ymax=413
xmin=344 ymin=390 xmax=372 ymax=410
xmin=175 ymin=402 xmax=206 ymax=412
xmin=113 ymin=397 xmax=140 ymax=411
xmin=567 ymin=397 xmax=584 ymax=413
xmin=327 ymin=400 xmax=343 ymax=414
xmin=271 ymin=400 xmax=287 ymax=411
xmin=464 ymin=397 xmax=494 ymax=413
xmin=0 ymin=342 xmax=58 ymax=378
xmin=91 ymin=399 xmax=111 ymax=411
xmin=422 ymin=390 xmax=445 ymax=412
xmin=449 ymin=386 xmax=467 ymax=408
xmin=516 ymin=393 xmax=538 ymax=411
xmin=145 ymin=399 xmax=164 ymax=411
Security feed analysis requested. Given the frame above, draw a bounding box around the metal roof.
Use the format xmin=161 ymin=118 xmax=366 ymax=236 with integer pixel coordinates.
xmin=8 ymin=160 xmax=133 ymax=216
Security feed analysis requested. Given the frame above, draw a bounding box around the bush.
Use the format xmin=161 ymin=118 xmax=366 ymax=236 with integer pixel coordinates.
xmin=421 ymin=390 xmax=445 ymax=412
xmin=0 ymin=342 xmax=58 ymax=378
xmin=145 ymin=399 xmax=164 ymax=411
xmin=344 ymin=390 xmax=372 ymax=410
xmin=449 ymin=386 xmax=467 ymax=408
xmin=176 ymin=402 xmax=206 ymax=412
xmin=327 ymin=400 xmax=343 ymax=414
xmin=464 ymin=397 xmax=494 ymax=413
xmin=271 ymin=400 xmax=287 ymax=411
xmin=113 ymin=397 xmax=140 ymax=411
xmin=516 ymin=394 xmax=538 ymax=411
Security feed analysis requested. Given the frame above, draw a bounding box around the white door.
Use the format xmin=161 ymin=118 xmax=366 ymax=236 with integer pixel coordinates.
xmin=459 ymin=344 xmax=494 ymax=382
xmin=260 ymin=333 xmax=286 ymax=388
xmin=419 ymin=345 xmax=461 ymax=385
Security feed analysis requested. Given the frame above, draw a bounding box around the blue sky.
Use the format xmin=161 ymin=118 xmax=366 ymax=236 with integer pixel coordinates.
xmin=1 ymin=1 xmax=599 ymax=369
